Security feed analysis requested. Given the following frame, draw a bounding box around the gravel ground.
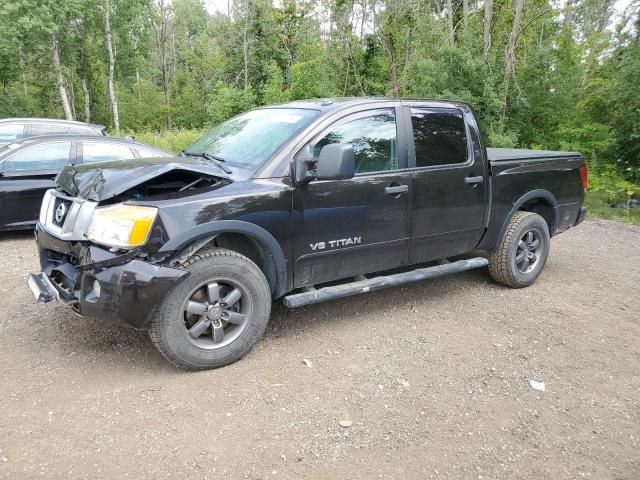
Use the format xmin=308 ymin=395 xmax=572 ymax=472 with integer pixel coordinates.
xmin=0 ymin=220 xmax=638 ymax=480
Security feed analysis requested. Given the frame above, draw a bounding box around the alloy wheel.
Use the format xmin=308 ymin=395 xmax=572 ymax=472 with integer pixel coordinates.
xmin=515 ymin=229 xmax=542 ymax=274
xmin=181 ymin=280 xmax=249 ymax=349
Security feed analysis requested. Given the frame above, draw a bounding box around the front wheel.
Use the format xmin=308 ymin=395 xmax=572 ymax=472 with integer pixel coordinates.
xmin=488 ymin=211 xmax=550 ymax=288
xmin=149 ymin=248 xmax=271 ymax=370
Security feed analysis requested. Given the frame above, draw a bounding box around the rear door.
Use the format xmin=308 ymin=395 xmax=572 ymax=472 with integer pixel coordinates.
xmin=405 ymin=105 xmax=489 ymax=263
xmin=293 ymin=106 xmax=412 ymax=287
xmin=0 ymin=140 xmax=74 ymax=228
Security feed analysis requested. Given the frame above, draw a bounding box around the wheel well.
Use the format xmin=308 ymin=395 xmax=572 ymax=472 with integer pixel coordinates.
xmin=519 ymin=198 xmax=555 ymax=233
xmin=195 ymin=233 xmax=277 ymax=293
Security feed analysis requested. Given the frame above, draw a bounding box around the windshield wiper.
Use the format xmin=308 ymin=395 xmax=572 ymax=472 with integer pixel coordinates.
xmin=181 ymin=150 xmax=232 ymax=174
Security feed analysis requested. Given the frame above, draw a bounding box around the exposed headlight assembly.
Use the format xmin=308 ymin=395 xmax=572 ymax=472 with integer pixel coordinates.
xmin=86 ymin=204 xmax=158 ymax=248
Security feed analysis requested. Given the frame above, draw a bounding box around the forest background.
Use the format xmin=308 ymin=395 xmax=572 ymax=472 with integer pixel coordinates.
xmin=1 ymin=0 xmax=638 ymax=221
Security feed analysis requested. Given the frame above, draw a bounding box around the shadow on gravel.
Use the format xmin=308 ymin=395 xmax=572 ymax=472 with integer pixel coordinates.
xmin=0 ymin=230 xmax=34 ymax=241
xmin=265 ymin=268 xmax=492 ymax=339
xmin=28 ymin=260 xmax=496 ymax=371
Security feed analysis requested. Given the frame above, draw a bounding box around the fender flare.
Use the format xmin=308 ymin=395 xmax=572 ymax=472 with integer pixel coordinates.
xmin=159 ymin=220 xmax=288 ymax=297
xmin=494 ymin=189 xmax=559 ymax=249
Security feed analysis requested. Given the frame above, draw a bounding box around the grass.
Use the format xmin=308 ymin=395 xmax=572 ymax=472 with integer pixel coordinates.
xmin=130 ymin=128 xmax=207 ymax=154
xmin=585 ymin=191 xmax=640 ymax=225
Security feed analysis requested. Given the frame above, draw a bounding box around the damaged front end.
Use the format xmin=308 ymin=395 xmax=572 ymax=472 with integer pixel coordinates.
xmin=56 ymin=156 xmax=232 ymax=202
xmin=29 ymin=157 xmax=233 ymax=328
xmin=30 ymin=224 xmax=188 ymax=328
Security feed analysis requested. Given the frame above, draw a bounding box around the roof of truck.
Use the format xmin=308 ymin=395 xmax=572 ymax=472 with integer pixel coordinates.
xmin=487 ymin=147 xmax=582 ymax=161
xmin=262 ymin=97 xmax=470 ymax=112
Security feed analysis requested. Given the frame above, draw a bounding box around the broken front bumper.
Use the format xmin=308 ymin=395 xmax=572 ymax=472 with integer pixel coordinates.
xmin=28 ymin=224 xmax=188 ymax=329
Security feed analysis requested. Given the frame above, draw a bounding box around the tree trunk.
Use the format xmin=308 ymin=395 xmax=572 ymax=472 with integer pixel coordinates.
xmin=152 ymin=0 xmax=173 ymax=129
xmin=446 ymin=0 xmax=454 ymax=43
xmin=501 ymin=0 xmax=525 ymax=122
xmin=563 ymin=0 xmax=575 ymax=30
xmin=18 ymin=43 xmax=27 ymax=97
xmin=463 ymin=0 xmax=469 ymax=29
xmin=242 ymin=0 xmax=250 ymax=90
xmin=51 ymin=36 xmax=73 ymax=120
xmin=104 ymin=0 xmax=120 ymax=134
xmin=69 ymin=75 xmax=77 ymax=119
xmin=81 ymin=77 xmax=91 ymax=123
xmin=504 ymin=0 xmax=524 ymax=83
xmin=483 ymin=0 xmax=493 ymax=61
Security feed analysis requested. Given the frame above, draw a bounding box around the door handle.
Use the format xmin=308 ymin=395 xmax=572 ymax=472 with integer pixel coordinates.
xmin=385 ymin=185 xmax=409 ymax=196
xmin=464 ymin=175 xmax=484 ymax=185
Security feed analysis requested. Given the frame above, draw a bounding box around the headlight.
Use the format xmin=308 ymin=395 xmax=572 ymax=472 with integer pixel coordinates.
xmin=86 ymin=204 xmax=158 ymax=248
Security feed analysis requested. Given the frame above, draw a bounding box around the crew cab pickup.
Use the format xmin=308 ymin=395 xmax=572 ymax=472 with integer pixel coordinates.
xmin=28 ymin=98 xmax=588 ymax=370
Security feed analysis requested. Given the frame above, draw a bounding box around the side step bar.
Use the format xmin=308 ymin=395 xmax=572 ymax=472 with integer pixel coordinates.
xmin=283 ymin=257 xmax=488 ymax=309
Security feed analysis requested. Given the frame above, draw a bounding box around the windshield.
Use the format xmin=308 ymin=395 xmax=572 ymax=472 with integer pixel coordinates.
xmin=184 ymin=108 xmax=318 ymax=168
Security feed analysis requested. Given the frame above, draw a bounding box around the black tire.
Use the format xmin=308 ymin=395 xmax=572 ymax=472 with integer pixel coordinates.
xmin=149 ymin=248 xmax=271 ymax=370
xmin=488 ymin=211 xmax=550 ymax=288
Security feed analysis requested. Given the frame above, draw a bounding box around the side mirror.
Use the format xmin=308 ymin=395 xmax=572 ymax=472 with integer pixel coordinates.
xmin=316 ymin=144 xmax=355 ymax=181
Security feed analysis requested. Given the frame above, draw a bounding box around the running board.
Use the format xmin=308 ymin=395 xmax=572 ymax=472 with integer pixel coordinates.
xmin=283 ymin=257 xmax=489 ymax=309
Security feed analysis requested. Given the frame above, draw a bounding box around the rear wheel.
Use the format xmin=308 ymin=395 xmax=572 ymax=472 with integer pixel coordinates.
xmin=149 ymin=248 xmax=271 ymax=370
xmin=488 ymin=211 xmax=550 ymax=288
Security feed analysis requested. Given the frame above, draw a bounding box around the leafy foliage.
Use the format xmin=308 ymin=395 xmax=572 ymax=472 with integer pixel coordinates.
xmin=0 ymin=0 xmax=638 ymax=199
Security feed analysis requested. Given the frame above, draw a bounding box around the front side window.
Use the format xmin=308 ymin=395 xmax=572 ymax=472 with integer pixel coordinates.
xmin=185 ymin=108 xmax=318 ymax=168
xmin=314 ymin=110 xmax=398 ymax=174
xmin=2 ymin=141 xmax=71 ymax=172
xmin=0 ymin=124 xmax=24 ymax=142
xmin=82 ymin=142 xmax=135 ymax=163
xmin=411 ymin=108 xmax=468 ymax=167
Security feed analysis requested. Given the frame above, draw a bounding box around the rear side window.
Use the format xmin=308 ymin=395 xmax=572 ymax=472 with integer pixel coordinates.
xmin=82 ymin=141 xmax=136 ymax=163
xmin=411 ymin=108 xmax=468 ymax=167
xmin=2 ymin=141 xmax=71 ymax=171
xmin=30 ymin=124 xmax=68 ymax=136
xmin=0 ymin=124 xmax=24 ymax=142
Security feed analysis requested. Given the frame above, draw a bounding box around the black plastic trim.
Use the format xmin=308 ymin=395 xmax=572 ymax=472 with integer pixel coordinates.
xmin=159 ymin=220 xmax=288 ymax=297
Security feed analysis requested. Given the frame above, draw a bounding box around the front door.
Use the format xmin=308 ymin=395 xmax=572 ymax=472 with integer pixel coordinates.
xmin=0 ymin=141 xmax=73 ymax=228
xmin=405 ymin=106 xmax=489 ymax=263
xmin=293 ymin=107 xmax=412 ymax=287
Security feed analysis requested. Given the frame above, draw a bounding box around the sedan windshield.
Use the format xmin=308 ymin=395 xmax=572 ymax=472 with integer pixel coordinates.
xmin=184 ymin=108 xmax=318 ymax=168
xmin=0 ymin=142 xmax=21 ymax=159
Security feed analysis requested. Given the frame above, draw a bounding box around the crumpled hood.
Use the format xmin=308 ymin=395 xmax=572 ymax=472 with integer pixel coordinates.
xmin=56 ymin=156 xmax=231 ymax=201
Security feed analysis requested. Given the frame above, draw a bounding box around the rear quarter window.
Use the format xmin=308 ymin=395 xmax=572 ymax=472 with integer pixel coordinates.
xmin=68 ymin=125 xmax=100 ymax=135
xmin=411 ymin=108 xmax=468 ymax=167
xmin=30 ymin=124 xmax=68 ymax=136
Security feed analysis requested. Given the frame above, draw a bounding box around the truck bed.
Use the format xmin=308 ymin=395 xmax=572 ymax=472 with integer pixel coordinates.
xmin=487 ymin=147 xmax=581 ymax=162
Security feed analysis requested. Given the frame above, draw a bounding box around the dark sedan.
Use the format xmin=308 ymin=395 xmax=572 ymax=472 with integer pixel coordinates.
xmin=0 ymin=118 xmax=107 ymax=147
xmin=0 ymin=135 xmax=173 ymax=230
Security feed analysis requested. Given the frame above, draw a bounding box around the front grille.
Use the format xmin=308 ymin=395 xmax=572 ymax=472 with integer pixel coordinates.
xmin=40 ymin=189 xmax=97 ymax=241
xmin=52 ymin=197 xmax=73 ymax=227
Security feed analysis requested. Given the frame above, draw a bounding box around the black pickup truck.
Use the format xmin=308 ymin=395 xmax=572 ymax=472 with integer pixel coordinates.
xmin=28 ymin=98 xmax=588 ymax=370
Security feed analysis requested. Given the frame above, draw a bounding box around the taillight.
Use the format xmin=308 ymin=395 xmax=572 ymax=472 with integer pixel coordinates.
xmin=579 ymin=165 xmax=588 ymax=192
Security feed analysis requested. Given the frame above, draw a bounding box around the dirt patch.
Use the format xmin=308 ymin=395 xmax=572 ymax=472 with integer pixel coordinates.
xmin=0 ymin=220 xmax=638 ymax=479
